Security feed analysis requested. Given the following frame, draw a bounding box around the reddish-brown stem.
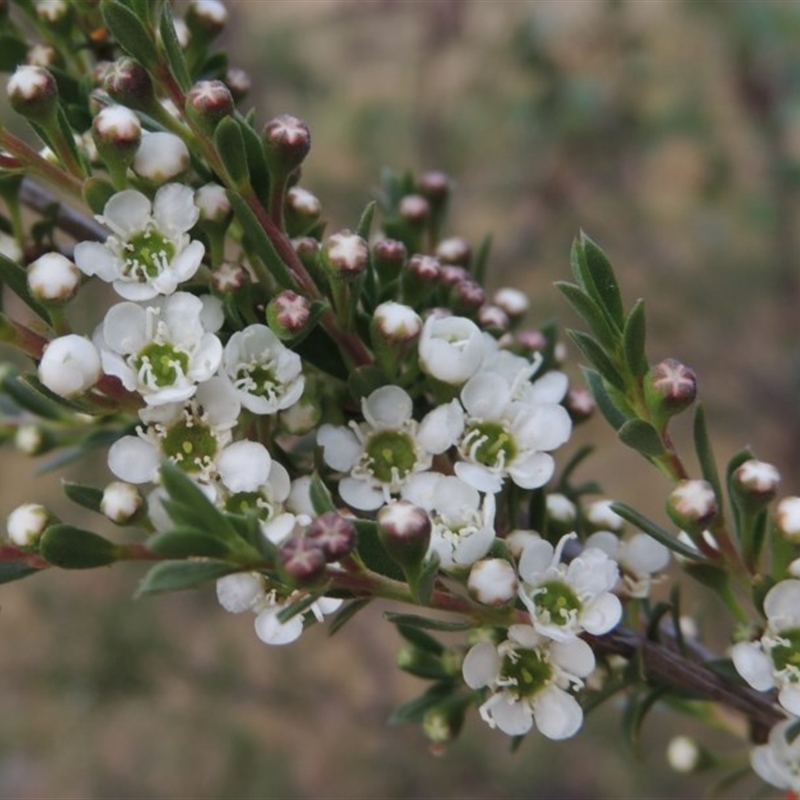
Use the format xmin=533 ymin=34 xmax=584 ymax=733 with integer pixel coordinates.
xmin=0 ymin=130 xmax=83 ymax=197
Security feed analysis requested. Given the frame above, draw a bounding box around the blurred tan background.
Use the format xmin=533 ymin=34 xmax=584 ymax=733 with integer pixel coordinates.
xmin=3 ymin=0 xmax=800 ymax=796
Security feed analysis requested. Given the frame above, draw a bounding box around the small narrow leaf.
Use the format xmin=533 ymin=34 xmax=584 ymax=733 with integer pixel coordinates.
xmin=581 ymin=367 xmax=627 ymax=431
xmin=0 ymin=35 xmax=29 ymax=72
xmin=136 ymin=560 xmax=237 ymax=596
xmin=473 ymin=233 xmax=492 ymax=284
xmin=580 ymin=232 xmax=625 ymax=327
xmin=159 ymin=2 xmax=191 ymax=91
xmin=62 ymin=481 xmax=104 ymax=514
xmin=1 ymin=373 xmax=69 ymax=420
xmin=617 ymin=419 xmax=665 ymax=458
xmin=395 ymin=623 xmax=444 ymax=655
xmin=693 ymin=404 xmax=722 ymax=501
xmin=610 ymin=502 xmax=707 ymax=561
xmin=0 ymin=562 xmax=43 ymax=584
xmin=39 ymin=524 xmax=119 ymax=568
xmin=147 ymin=530 xmax=234 ymax=559
xmin=388 ymin=683 xmax=454 ymax=725
xmin=413 ymin=552 xmax=441 ymax=606
xmin=569 ymin=331 xmax=626 ymax=390
xmin=328 ymin=598 xmax=371 ymax=636
xmin=214 ymin=117 xmax=249 ymax=189
xmin=383 ymin=612 xmax=470 ymax=632
xmin=309 ymin=473 xmax=335 ymax=515
xmin=0 ymin=252 xmax=49 ymax=320
xmin=622 ymin=299 xmax=647 ymax=378
xmin=356 ymin=201 xmax=376 ymax=241
xmin=355 ymin=519 xmax=404 ymax=581
xmin=102 ymin=1 xmax=160 ymax=67
xmin=556 ymin=282 xmax=618 ymax=349
xmin=236 ymin=115 xmax=271 ymax=202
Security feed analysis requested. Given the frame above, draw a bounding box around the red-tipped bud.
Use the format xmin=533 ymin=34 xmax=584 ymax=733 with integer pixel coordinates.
xmin=418 ymin=170 xmax=451 ymax=202
xmin=477 ymin=304 xmax=510 ymax=334
xmin=646 ymin=359 xmax=697 ymax=422
xmin=398 ymin=193 xmax=430 ymax=224
xmin=35 ymin=0 xmax=71 ymax=30
xmin=406 ymin=254 xmax=441 ymax=283
xmin=493 ymin=287 xmax=529 ymax=319
xmin=321 ymin=230 xmax=369 ymax=281
xmin=92 ymin=105 xmax=141 ymax=176
xmin=732 ymin=459 xmax=781 ymax=511
xmin=27 ymin=43 xmax=58 ymax=68
xmin=185 ymin=79 xmax=234 ymax=132
xmin=263 ymin=114 xmax=311 ymax=173
xmin=450 ymin=279 xmax=485 ymax=315
xmin=516 ymin=328 xmax=547 ymax=353
xmin=210 ymin=262 xmax=249 ymax=293
xmin=377 ymin=501 xmax=431 ymax=572
xmin=667 ymin=479 xmax=718 ymax=534
xmin=225 ymin=67 xmax=251 ymax=103
xmin=564 ymin=386 xmax=595 ymax=424
xmin=436 ymin=236 xmax=471 ymax=267
xmin=439 ymin=264 xmax=468 ymax=288
xmin=185 ymin=0 xmax=228 ymax=40
xmin=266 ymin=290 xmax=312 ymax=339
xmin=373 ymin=238 xmax=407 ymax=283
xmin=7 ymin=65 xmax=58 ymax=124
xmin=306 ymin=512 xmax=357 ymax=561
xmin=279 ymin=537 xmax=326 ymax=584
xmin=292 ymin=236 xmax=320 ymax=270
xmin=104 ymin=58 xmax=156 ymax=111
xmin=195 ymin=182 xmax=232 ymax=225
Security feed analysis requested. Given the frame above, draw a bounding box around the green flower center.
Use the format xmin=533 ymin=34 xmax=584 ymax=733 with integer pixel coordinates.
xmin=124 ymin=229 xmax=176 ymax=280
xmin=234 ymin=362 xmax=279 ymax=400
xmin=364 ymin=429 xmax=417 ymax=483
xmin=161 ymin=418 xmax=218 ymax=472
xmin=135 ymin=342 xmax=189 ymax=388
xmin=225 ymin=490 xmax=273 ymax=520
xmin=501 ymin=648 xmax=552 ymax=698
xmin=533 ymin=580 xmax=582 ymax=626
xmin=464 ymin=421 xmax=517 ymax=468
xmin=772 ymin=629 xmax=800 ymax=675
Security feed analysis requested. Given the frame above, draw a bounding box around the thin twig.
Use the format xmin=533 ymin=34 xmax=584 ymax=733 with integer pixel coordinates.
xmin=19 ymin=179 xmax=106 ymax=243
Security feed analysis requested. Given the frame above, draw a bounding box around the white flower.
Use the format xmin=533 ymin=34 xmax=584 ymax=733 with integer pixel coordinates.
xmin=468 ymin=559 xmax=518 ymax=606
xmin=74 ymin=184 xmax=204 ymax=301
xmin=222 ymin=324 xmax=304 ymax=415
xmin=585 ymin=530 xmax=670 ymax=599
xmin=38 ymin=334 xmax=101 ymax=397
xmin=254 ymin=591 xmax=342 ymax=646
xmin=97 ymin=292 xmax=222 ymax=406
xmin=777 ymin=497 xmax=800 ymax=541
xmin=518 ymin=534 xmax=622 ymax=641
xmin=27 ymin=252 xmax=80 ymax=302
xmin=586 ymin=499 xmax=625 ymax=532
xmin=731 ymin=579 xmax=800 ymax=715
xmin=463 ymin=624 xmax=594 ymax=739
xmin=100 ymin=481 xmax=143 ymax=523
xmin=751 ymin=720 xmax=800 ymax=793
xmin=317 ymin=386 xmax=463 ymax=511
xmin=418 ymin=314 xmax=486 ymax=385
xmin=454 ymin=371 xmax=571 ymax=494
xmin=216 ymin=572 xmax=266 ymax=614
xmin=195 ymin=183 xmax=231 ymax=223
xmin=402 ymin=473 xmax=495 ymax=571
xmin=6 ymin=503 xmax=49 ymax=547
xmin=133 ymin=132 xmax=190 ymax=183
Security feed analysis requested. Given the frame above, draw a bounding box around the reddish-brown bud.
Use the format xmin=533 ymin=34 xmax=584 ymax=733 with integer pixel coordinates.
xmin=279 ymin=537 xmax=326 ymax=584
xmin=306 ymin=512 xmax=357 ymax=561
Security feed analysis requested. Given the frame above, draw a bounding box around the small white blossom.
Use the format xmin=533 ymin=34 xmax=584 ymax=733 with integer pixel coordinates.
xmin=463 ymin=624 xmax=593 ymax=739
xmin=6 ymin=503 xmax=49 ymax=547
xmin=518 ymin=534 xmax=622 ymax=641
xmin=585 ymin=530 xmax=670 ymax=599
xmin=100 ymin=481 xmax=143 ymax=523
xmin=751 ymin=720 xmax=800 ymax=793
xmin=217 ymin=572 xmax=266 ymax=614
xmin=133 ymin=132 xmax=190 ymax=183
xmin=418 ymin=314 xmax=486 ymax=385
xmin=493 ymin=287 xmax=529 ymax=317
xmin=586 ymin=499 xmax=625 ymax=532
xmin=195 ymin=183 xmax=231 ymax=223
xmin=546 ymin=493 xmax=576 ymax=525
xmin=96 ymin=292 xmax=222 ymax=406
xmin=75 ymin=184 xmax=204 ymax=301
xmin=468 ymin=559 xmax=518 ymax=606
xmin=38 ymin=334 xmax=102 ymax=398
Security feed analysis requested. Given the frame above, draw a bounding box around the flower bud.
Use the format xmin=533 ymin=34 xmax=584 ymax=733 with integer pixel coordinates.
xmin=266 ymin=290 xmax=312 ymax=340
xmin=545 ymin=493 xmax=576 ymax=536
xmin=732 ymin=459 xmax=781 ymax=510
xmin=450 ymin=278 xmax=485 ymax=315
xmin=645 ymin=359 xmax=697 ymax=423
xmin=398 ymin=193 xmax=430 ymax=224
xmin=467 ymin=558 xmax=518 ymax=607
xmin=439 ymin=265 xmax=468 ymax=288
xmin=185 ymin=79 xmax=234 ymax=132
xmin=92 ymin=105 xmax=142 ymax=180
xmin=225 ymin=67 xmax=252 ymax=102
xmin=133 ymin=132 xmax=190 ymax=183
xmin=263 ymin=114 xmax=311 ymax=173
xmin=279 ymin=396 xmax=321 ymax=436
xmin=418 ymin=170 xmax=450 ymax=204
xmin=493 ymin=287 xmax=529 ymax=319
xmin=15 ymin=423 xmax=52 ymax=456
xmin=38 ymin=334 xmax=101 ymax=398
xmin=292 ymin=236 xmax=319 ymax=268
xmin=210 ymin=262 xmax=249 ymax=293
xmin=373 ymin=238 xmax=407 ymax=283
xmin=186 ymin=0 xmax=228 ymax=41
xmin=279 ymin=537 xmax=327 ymax=584
xmin=321 ymin=230 xmax=369 ymax=281
xmin=377 ymin=501 xmax=431 ymax=572
xmin=372 ymin=301 xmax=422 ymax=345
xmin=195 ymin=182 xmax=232 ymax=225
xmin=777 ymin=497 xmax=800 ymax=542
xmin=216 ymin=572 xmax=265 ymax=613
xmin=101 ymin=481 xmax=144 ymax=524
xmin=477 ymin=304 xmax=510 ymax=334
xmin=27 ymin=252 xmax=80 ymax=303
xmin=306 ymin=512 xmax=357 ymax=561
xmin=586 ymin=499 xmax=624 ymax=533
xmin=7 ymin=65 xmax=58 ymax=124
xmin=423 ymin=695 xmax=467 ymax=745
xmin=27 ymin=43 xmax=58 ymax=68
xmin=564 ymin=386 xmax=595 ymax=424
xmin=7 ymin=502 xmax=51 ymax=547
xmin=35 ymin=0 xmax=71 ymax=29
xmin=104 ymin=58 xmax=156 ymax=111
xmin=516 ymin=328 xmax=547 ymax=354
xmin=418 ymin=314 xmax=484 ymax=385
xmin=666 ymin=479 xmax=717 ymax=534
xmin=285 ymin=186 xmax=322 ymax=237
xmin=436 ymin=236 xmax=470 ymax=267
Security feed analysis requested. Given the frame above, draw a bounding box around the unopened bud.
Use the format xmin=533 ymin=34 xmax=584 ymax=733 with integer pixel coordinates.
xmin=27 ymin=43 xmax=58 ymax=68
xmin=377 ymin=501 xmax=431 ymax=571
xmin=267 ymin=290 xmax=312 ymax=339
xmin=398 ymin=194 xmax=430 ymax=224
xmin=27 ymin=252 xmax=80 ymax=303
xmin=279 ymin=396 xmax=321 ymax=436
xmin=777 ymin=497 xmax=800 ymax=542
xmin=7 ymin=502 xmax=50 ymax=547
xmin=195 ymin=182 xmax=232 ymax=225
xmin=667 ymin=479 xmax=717 ymax=533
xmin=35 ymin=0 xmax=70 ymax=26
xmin=467 ymin=558 xmax=518 ymax=607
xmin=477 ymin=304 xmax=509 ymax=333
xmin=439 ymin=265 xmax=468 ymax=288
xmin=14 ymin=424 xmax=51 ymax=456
xmin=133 ymin=132 xmax=190 ymax=183
xmin=372 ymin=301 xmax=422 ymax=344
xmin=279 ymin=537 xmax=326 ymax=584
xmin=225 ymin=67 xmax=251 ymax=102
xmin=263 ymin=114 xmax=311 ymax=173
xmin=733 ymin=459 xmax=781 ymax=510
xmin=92 ymin=105 xmax=141 ymax=177
xmin=321 ymin=230 xmax=369 ymax=280
xmin=210 ymin=262 xmax=249 ymax=293
xmin=185 ymin=79 xmax=234 ymax=132
xmin=419 ymin=170 xmax=450 ymax=203
xmin=7 ymin=65 xmax=58 ymax=124
xmin=493 ymin=287 xmax=529 ymax=319
xmin=450 ymin=279 xmax=485 ymax=315
xmin=406 ymin=254 xmax=440 ymax=283
xmin=306 ymin=511 xmax=357 ymax=561
xmin=586 ymin=499 xmax=624 ymax=533
xmin=436 ymin=236 xmax=470 ymax=267
xmin=373 ymin=238 xmax=407 ymax=283
xmin=423 ymin=694 xmax=467 ymax=745
xmin=545 ymin=493 xmax=577 ymax=535
xmin=38 ymin=334 xmax=101 ymax=398
xmin=666 ymin=736 xmax=702 ymax=774
xmin=101 ymin=481 xmax=144 ymax=524
xmin=285 ymin=186 xmax=321 ymax=236
xmin=516 ymin=329 xmax=547 ymax=353
xmin=216 ymin=572 xmax=264 ymax=613
xmin=186 ymin=0 xmax=228 ymax=40
xmin=645 ymin=359 xmax=697 ymax=423
xmin=564 ymin=386 xmax=595 ymax=424
xmin=104 ymin=58 xmax=156 ymax=111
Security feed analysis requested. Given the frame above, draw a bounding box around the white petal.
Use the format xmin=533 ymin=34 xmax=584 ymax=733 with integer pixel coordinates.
xmin=580 ymin=593 xmax=622 ymax=636
xmin=526 ymin=371 xmax=569 ymax=404
xmin=102 ymin=302 xmax=148 ymax=354
xmin=363 ymin=385 xmax=412 ymax=429
xmin=200 ymin=294 xmax=225 ymax=333
xmin=730 ymin=642 xmax=775 ymax=691
xmin=453 ymin=523 xmax=495 ymax=566
xmin=162 ymin=291 xmax=205 ymax=342
xmin=751 ymin=742 xmax=791 ymax=791
xmin=107 ymin=436 xmax=160 ymax=484
xmin=487 ymin=694 xmax=534 ymax=736
xmin=188 ymin=334 xmax=223 ymax=382
xmin=568 ymin=549 xmax=619 ymax=596
xmin=113 ymin=280 xmax=160 ymax=302
xmin=507 ymin=452 xmax=554 ymax=490
xmin=518 ymin=539 xmax=555 ymax=582
xmin=462 ymin=641 xmax=499 ymax=689
xmin=778 ymin=684 xmax=800 ymax=716
xmin=217 ymin=441 xmax=272 ymax=493
xmin=73 ymin=241 xmax=120 ymax=280
xmin=261 ymin=512 xmax=298 ymax=545
xmin=254 ymin=608 xmax=303 ymax=645
xmin=584 ymin=531 xmax=620 ymax=559
xmin=461 ymin=372 xmax=508 ymax=419
xmin=317 ymin=424 xmax=361 ymax=472
xmin=315 ymin=597 xmax=344 ymax=616
xmin=266 ymin=461 xmax=291 ymax=503
xmin=765 ymin=580 xmax=800 ymax=629
xmin=624 ymin=533 xmax=670 ymax=575
xmin=102 ymin=190 xmax=152 ymax=236
xmin=435 ymin=475 xmax=480 ymax=517
xmin=400 ymin=472 xmax=442 ymax=510
xmin=153 ymin=183 xmax=199 ymax=235
xmin=533 ymin=686 xmax=583 ymax=740
xmin=550 ymin=638 xmax=595 ymax=678
xmin=195 ymin=376 xmax=240 ymax=426
xmin=339 ymin=476 xmax=385 ymax=511
xmin=454 ymin=461 xmax=503 ymax=494
xmin=168 ymin=239 xmax=205 ymax=283
xmin=514 ymin=404 xmax=572 ymax=452
xmin=216 ymin=573 xmax=264 ymax=613
xmin=417 ymin=399 xmax=464 ymax=454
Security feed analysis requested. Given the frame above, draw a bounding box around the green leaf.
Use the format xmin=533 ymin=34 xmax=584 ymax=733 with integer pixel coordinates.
xmin=0 ymin=252 xmax=49 ymax=321
xmin=725 ymin=446 xmax=754 ymax=532
xmin=1 ymin=372 xmax=68 ymax=420
xmin=577 ymin=232 xmax=625 ymax=328
xmin=294 ymin=326 xmax=348 ymax=380
xmin=568 ymin=331 xmax=626 ymax=390
xmin=395 ymin=623 xmax=444 ymax=655
xmin=214 ymin=117 xmax=249 ymax=188
xmin=354 ymin=520 xmax=404 ymax=581
xmin=82 ymin=177 xmax=116 ymax=215
xmin=617 ymin=419 xmax=665 ymax=458
xmin=622 ymin=686 xmax=669 ymax=756
xmin=0 ymin=561 xmax=42 ymax=584
xmin=147 ymin=530 xmax=234 ymax=559
xmin=158 ymin=2 xmax=191 ymax=91
xmin=39 ymin=524 xmax=119 ymax=568
xmin=328 ymin=598 xmax=371 ymax=636
xmin=622 ymin=299 xmax=647 ymax=378
xmin=136 ymin=560 xmax=238 ymax=596
xmin=473 ymin=233 xmax=492 ymax=285
xmin=235 ymin=115 xmax=271 ymax=203
xmin=227 ymin=190 xmax=296 ymax=290
xmin=388 ymin=683 xmax=454 ymax=725
xmin=683 ymin=561 xmax=730 ymax=593
xmin=309 ymin=473 xmax=335 ymax=515
xmin=276 ymin=591 xmax=320 ymax=624
xmin=356 ymin=200 xmax=376 ymax=241
xmin=102 ymin=0 xmax=160 ymax=67
xmin=610 ymin=502 xmax=707 ymax=561
xmin=348 ymin=364 xmax=387 ymax=401
xmin=581 ymin=367 xmax=627 ymax=431
xmin=18 ymin=374 xmax=97 ymax=415
xmin=412 ymin=551 xmax=440 ymax=606
xmin=556 ymin=282 xmax=618 ymax=349
xmin=62 ymin=481 xmax=104 ymax=514
xmin=693 ymin=404 xmax=722 ymax=501
xmin=383 ymin=612 xmax=470 ymax=632
xmin=0 ymin=35 xmax=29 ymax=72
